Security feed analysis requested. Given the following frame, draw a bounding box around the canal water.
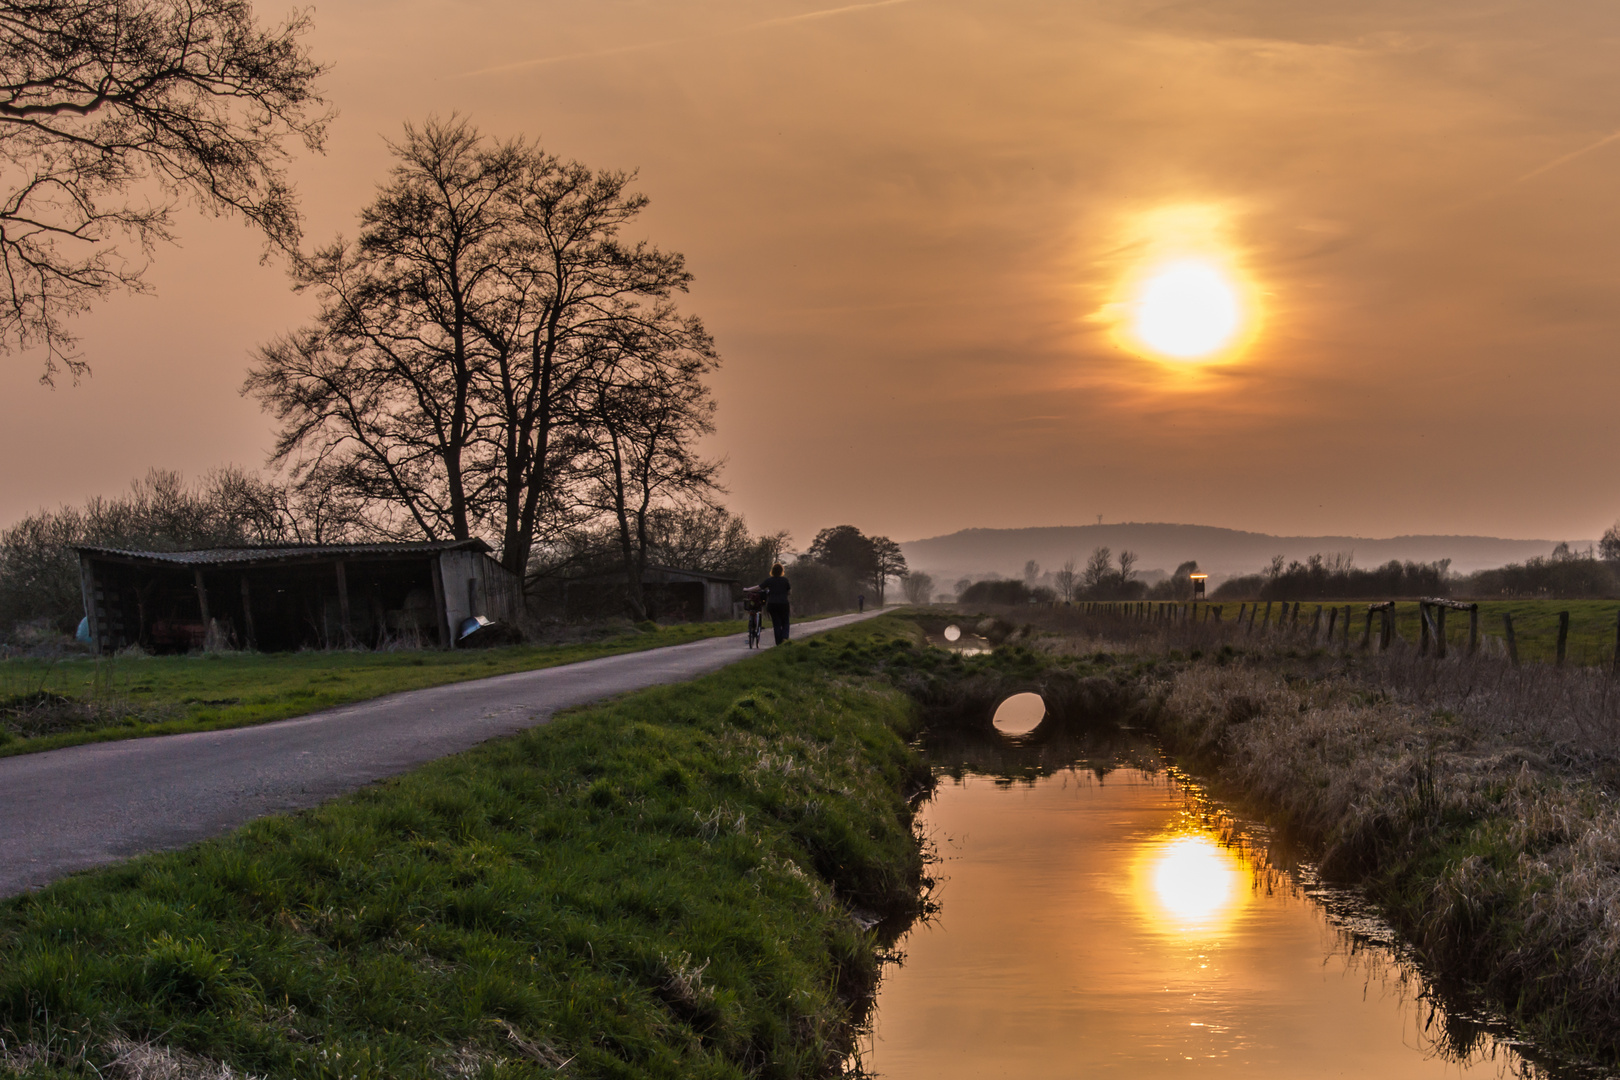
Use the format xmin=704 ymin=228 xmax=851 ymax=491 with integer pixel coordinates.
xmin=857 ymin=749 xmax=1557 ymax=1078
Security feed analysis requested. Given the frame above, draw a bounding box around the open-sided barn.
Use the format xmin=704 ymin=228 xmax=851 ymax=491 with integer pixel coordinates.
xmin=74 ymin=540 xmax=523 ymax=654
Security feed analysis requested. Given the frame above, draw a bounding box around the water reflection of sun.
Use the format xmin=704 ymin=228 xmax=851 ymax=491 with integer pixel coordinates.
xmin=1136 ymin=833 xmax=1249 ymax=934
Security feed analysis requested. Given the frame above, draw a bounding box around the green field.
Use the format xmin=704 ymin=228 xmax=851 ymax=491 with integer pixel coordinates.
xmin=0 ymin=618 xmax=929 ymax=1079
xmin=0 ymin=621 xmax=754 ymax=758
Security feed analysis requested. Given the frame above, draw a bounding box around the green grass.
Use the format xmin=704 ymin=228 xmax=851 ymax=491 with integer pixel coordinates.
xmin=0 ymin=618 xmax=930 ymax=1079
xmin=0 ymin=622 xmax=756 ymax=758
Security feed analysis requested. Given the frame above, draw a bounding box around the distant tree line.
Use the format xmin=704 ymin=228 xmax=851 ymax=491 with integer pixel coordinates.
xmin=1208 ymin=539 xmax=1620 ymax=602
xmin=0 ymin=467 xmax=361 ymax=637
xmin=1212 ymin=553 xmax=1451 ymax=601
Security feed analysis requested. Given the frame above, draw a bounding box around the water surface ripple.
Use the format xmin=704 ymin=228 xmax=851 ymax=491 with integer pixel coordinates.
xmin=859 ymin=762 xmax=1569 ymax=1079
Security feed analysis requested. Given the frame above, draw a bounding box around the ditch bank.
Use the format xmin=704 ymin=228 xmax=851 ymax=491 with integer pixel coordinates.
xmin=0 ymin=620 xmax=930 ymax=1080
xmin=1150 ymin=658 xmax=1620 ymax=1070
xmin=889 ymin=609 xmax=1620 ymax=1070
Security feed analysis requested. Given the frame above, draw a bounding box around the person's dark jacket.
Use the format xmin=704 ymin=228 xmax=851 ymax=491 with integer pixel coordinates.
xmin=759 ymin=576 xmax=791 ymax=607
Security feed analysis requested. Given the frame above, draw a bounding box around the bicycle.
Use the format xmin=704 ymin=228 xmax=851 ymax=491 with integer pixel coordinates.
xmin=742 ymin=587 xmax=765 ymax=649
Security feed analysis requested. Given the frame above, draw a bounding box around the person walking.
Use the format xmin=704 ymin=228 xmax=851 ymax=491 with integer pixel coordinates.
xmin=759 ymin=563 xmax=792 ymax=645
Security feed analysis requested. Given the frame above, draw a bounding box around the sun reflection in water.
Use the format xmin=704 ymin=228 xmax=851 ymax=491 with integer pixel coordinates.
xmin=1138 ymin=833 xmax=1247 ymax=933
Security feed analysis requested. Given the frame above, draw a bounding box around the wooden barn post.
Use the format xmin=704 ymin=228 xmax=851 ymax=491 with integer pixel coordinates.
xmin=193 ymin=569 xmax=211 ymax=631
xmin=335 ymin=560 xmax=353 ymax=647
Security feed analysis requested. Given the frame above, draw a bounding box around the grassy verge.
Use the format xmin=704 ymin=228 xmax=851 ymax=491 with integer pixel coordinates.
xmin=0 ymin=618 xmax=930 ymax=1079
xmin=0 ymin=621 xmax=756 ymax=759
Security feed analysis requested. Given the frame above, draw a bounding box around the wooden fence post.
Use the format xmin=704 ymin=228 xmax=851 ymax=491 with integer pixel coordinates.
xmin=1380 ymin=606 xmax=1393 ymax=651
xmin=1503 ymin=612 xmax=1519 ymax=666
xmin=1261 ymin=602 xmax=1272 ymax=632
xmin=1213 ymin=605 xmax=1223 ymax=623
xmin=1435 ymin=605 xmax=1448 ymax=660
xmin=1325 ymin=606 xmax=1337 ymax=642
xmin=1556 ymin=611 xmax=1570 ymax=668
xmin=1419 ymin=601 xmax=1431 ymax=657
xmin=1361 ymin=609 xmax=1373 ymax=648
xmin=1311 ymin=605 xmax=1323 ymax=642
xmin=1467 ymin=605 xmax=1478 ymax=657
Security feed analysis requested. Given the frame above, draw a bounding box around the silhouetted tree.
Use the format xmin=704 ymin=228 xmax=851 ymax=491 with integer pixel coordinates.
xmin=808 ymin=525 xmax=876 ymax=577
xmin=248 ymin=117 xmax=713 ymax=579
xmin=900 ymin=570 xmax=934 ymax=605
xmin=1082 ymin=546 xmax=1113 ymax=593
xmin=2 ymin=0 xmax=330 ymax=379
xmin=575 ymin=321 xmax=720 ymax=620
xmin=1054 ymin=558 xmax=1078 ymax=602
xmin=1601 ymin=524 xmax=1620 ymax=563
xmin=871 ymin=536 xmax=907 ymax=605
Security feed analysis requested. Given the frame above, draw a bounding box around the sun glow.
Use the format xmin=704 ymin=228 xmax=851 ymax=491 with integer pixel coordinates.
xmin=1098 ymin=204 xmax=1261 ymax=367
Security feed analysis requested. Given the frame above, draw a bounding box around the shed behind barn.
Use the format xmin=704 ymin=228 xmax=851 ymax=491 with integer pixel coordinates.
xmin=563 ymin=565 xmax=739 ymax=623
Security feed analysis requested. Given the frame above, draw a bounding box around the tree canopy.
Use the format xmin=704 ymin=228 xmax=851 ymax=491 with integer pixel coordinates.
xmin=1 ymin=0 xmax=329 ymax=379
xmin=247 ymin=116 xmax=719 ymax=602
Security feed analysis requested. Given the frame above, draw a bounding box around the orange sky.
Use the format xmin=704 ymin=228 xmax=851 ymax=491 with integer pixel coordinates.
xmin=5 ymin=0 xmax=1620 ymax=549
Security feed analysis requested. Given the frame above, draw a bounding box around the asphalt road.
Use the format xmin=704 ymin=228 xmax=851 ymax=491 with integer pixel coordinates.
xmin=0 ymin=611 xmax=880 ymax=897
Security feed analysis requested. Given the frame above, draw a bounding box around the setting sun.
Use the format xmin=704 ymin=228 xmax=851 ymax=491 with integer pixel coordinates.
xmin=1099 ymin=204 xmax=1261 ymax=367
xmin=1133 ymin=260 xmax=1243 ymax=359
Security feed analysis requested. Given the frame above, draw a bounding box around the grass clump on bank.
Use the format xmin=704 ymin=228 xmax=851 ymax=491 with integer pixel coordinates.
xmin=0 ymin=621 xmax=749 ymax=759
xmin=0 ymin=620 xmax=929 ymax=1079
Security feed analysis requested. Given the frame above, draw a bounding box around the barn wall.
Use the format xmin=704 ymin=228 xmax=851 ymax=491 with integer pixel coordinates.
xmin=438 ymin=550 xmax=524 ymax=642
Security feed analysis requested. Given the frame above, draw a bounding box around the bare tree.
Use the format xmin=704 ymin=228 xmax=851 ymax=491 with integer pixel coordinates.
xmin=248 ymin=119 xmax=524 ymax=543
xmin=1082 ymin=546 xmax=1113 ymax=593
xmin=1054 ymin=558 xmax=1077 ymax=602
xmin=1 ymin=0 xmax=330 ymax=380
xmin=900 ymin=570 xmax=934 ymax=605
xmin=480 ymin=152 xmax=696 ymax=577
xmin=247 ymin=117 xmax=710 ymax=580
xmin=1602 ymin=523 xmax=1620 ymax=564
xmin=1117 ymin=549 xmax=1138 ymax=583
xmin=576 ymin=318 xmax=720 ymax=620
xmin=1023 ymin=559 xmax=1040 ymax=585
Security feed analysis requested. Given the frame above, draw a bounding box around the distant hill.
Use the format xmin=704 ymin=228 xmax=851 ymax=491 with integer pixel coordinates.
xmin=900 ymin=523 xmax=1585 ymax=584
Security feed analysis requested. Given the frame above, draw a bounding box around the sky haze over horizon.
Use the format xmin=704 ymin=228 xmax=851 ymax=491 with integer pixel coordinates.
xmin=3 ymin=0 xmax=1618 ymax=548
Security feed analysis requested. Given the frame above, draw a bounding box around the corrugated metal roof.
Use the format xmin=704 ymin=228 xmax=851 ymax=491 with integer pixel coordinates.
xmin=73 ymin=539 xmax=490 ymax=567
